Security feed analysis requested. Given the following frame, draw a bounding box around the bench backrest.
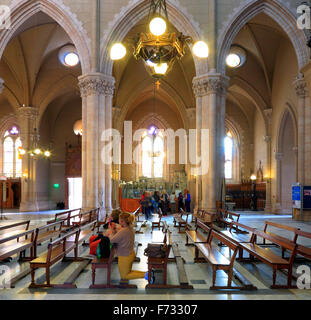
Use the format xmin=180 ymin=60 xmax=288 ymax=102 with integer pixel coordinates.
xmin=254 ymin=229 xmax=297 ymax=253
xmin=35 ymin=220 xmax=64 ymax=240
xmin=46 ymin=229 xmax=79 ymax=263
xmin=225 ymin=211 xmax=240 ymax=222
xmin=0 ymin=220 xmax=30 ymax=232
xmin=229 ymin=221 xmax=256 ymax=235
xmin=0 ymin=228 xmax=35 ymax=245
xmin=209 ymin=230 xmax=238 ymax=252
xmin=295 ymin=229 xmax=311 ymax=243
xmin=264 ymin=221 xmax=298 ymax=242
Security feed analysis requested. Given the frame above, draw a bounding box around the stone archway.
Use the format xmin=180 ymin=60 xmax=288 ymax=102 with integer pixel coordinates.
xmin=0 ymin=0 xmax=91 ymax=74
xmin=100 ymin=0 xmax=208 ymax=77
xmin=217 ymin=0 xmax=308 ymax=75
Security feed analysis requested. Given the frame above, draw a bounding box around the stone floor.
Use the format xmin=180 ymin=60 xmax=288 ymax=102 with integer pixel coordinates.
xmin=0 ymin=210 xmax=311 ymax=300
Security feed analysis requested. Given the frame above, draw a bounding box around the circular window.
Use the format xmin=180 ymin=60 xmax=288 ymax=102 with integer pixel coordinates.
xmin=226 ymin=46 xmax=246 ymax=68
xmin=59 ymin=45 xmax=80 ymax=67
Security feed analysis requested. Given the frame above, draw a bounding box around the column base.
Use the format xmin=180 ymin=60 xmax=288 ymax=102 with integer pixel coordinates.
xmin=273 ymin=203 xmax=282 ymax=214
xmin=264 ymin=203 xmax=272 ymax=213
xmin=19 ymin=201 xmax=39 ymax=212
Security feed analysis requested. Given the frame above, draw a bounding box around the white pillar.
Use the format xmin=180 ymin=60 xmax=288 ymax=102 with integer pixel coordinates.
xmin=192 ymin=73 xmax=229 ymax=213
xmin=274 ymin=152 xmax=283 ymax=213
xmin=17 ymin=107 xmax=39 ymax=212
xmin=78 ymin=73 xmax=115 ymax=220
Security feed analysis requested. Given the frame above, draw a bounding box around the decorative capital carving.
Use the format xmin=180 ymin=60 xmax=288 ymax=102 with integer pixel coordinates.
xmin=0 ymin=78 xmax=4 ymax=94
xmin=294 ymin=73 xmax=308 ymax=98
xmin=263 ymin=108 xmax=273 ymax=124
xmin=193 ymin=73 xmax=229 ymax=97
xmin=78 ymin=73 xmax=115 ymax=97
xmin=17 ymin=106 xmax=39 ymax=121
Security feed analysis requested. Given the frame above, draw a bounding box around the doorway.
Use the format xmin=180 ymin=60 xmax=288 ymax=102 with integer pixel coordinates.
xmin=67 ymin=177 xmax=82 ymax=210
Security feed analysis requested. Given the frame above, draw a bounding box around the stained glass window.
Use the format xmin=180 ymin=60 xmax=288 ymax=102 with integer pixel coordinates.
xmin=224 ymin=135 xmax=233 ymax=179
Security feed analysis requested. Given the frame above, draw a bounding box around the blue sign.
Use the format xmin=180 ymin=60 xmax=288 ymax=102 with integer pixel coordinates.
xmin=292 ymin=185 xmax=301 ymax=201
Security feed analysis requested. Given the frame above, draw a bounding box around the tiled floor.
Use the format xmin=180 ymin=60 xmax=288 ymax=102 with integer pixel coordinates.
xmin=0 ymin=210 xmax=311 ymax=300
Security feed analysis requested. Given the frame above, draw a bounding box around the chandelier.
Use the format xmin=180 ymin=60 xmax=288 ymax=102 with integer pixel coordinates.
xmin=110 ymin=0 xmax=209 ymax=78
xmin=20 ymin=128 xmax=51 ymax=158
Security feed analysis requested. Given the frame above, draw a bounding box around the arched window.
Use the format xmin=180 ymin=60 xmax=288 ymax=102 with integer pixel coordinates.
xmin=2 ymin=126 xmax=22 ymax=178
xmin=142 ymin=126 xmax=164 ymax=178
xmin=224 ymin=132 xmax=233 ymax=179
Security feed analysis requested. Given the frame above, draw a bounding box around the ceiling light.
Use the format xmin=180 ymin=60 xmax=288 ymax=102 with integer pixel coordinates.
xmin=226 ymin=46 xmax=246 ymax=68
xmin=110 ymin=43 xmax=127 ymax=60
xmin=192 ymin=41 xmax=209 ymax=58
xmin=64 ymin=52 xmax=79 ymax=67
xmin=154 ymin=63 xmax=168 ymax=75
xmin=149 ymin=17 xmax=167 ymax=36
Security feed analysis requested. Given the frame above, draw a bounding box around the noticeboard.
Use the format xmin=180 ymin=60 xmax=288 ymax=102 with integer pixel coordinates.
xmin=292 ymin=185 xmax=301 ymax=209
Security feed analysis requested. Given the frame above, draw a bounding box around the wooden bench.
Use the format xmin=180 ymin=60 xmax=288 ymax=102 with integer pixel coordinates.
xmin=194 ymin=230 xmax=241 ymax=290
xmin=152 ymin=210 xmax=163 ymax=231
xmin=173 ymin=209 xmax=190 ymax=233
xmin=29 ymin=229 xmax=80 ymax=288
xmin=0 ymin=220 xmax=30 ymax=239
xmin=72 ymin=208 xmax=99 ymax=228
xmin=219 ymin=209 xmax=240 ymax=229
xmin=0 ymin=229 xmax=35 ymax=262
xmin=146 ymin=231 xmax=172 ymax=289
xmin=89 ymin=246 xmax=118 ymax=289
xmin=239 ymin=229 xmax=297 ymax=289
xmin=295 ymin=229 xmax=311 ymax=261
xmin=186 ymin=218 xmax=212 ymax=246
xmin=46 ymin=209 xmax=81 ymax=230
xmin=33 ymin=221 xmax=64 ymax=258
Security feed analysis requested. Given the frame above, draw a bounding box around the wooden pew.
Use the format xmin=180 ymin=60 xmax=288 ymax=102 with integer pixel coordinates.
xmin=295 ymin=229 xmax=311 ymax=261
xmin=152 ymin=210 xmax=163 ymax=231
xmin=0 ymin=229 xmax=35 ymax=262
xmin=0 ymin=220 xmax=30 ymax=239
xmin=46 ymin=208 xmax=81 ymax=230
xmin=33 ymin=221 xmax=64 ymax=258
xmin=89 ymin=246 xmax=118 ymax=288
xmin=29 ymin=229 xmax=80 ymax=288
xmin=186 ymin=218 xmax=212 ymax=246
xmin=239 ymin=229 xmax=297 ymax=289
xmin=71 ymin=209 xmax=99 ymax=228
xmin=173 ymin=209 xmax=191 ymax=233
xmin=219 ymin=209 xmax=240 ymax=230
xmin=195 ymin=230 xmax=241 ymax=290
xmin=261 ymin=220 xmax=298 ymax=245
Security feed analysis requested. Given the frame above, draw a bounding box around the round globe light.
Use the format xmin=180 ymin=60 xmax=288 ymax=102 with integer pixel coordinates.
xmin=64 ymin=52 xmax=79 ymax=67
xmin=154 ymin=63 xmax=168 ymax=75
xmin=192 ymin=41 xmax=209 ymax=58
xmin=226 ymin=53 xmax=241 ymax=68
xmin=44 ymin=151 xmax=51 ymax=157
xmin=34 ymin=148 xmax=41 ymax=155
xmin=149 ymin=17 xmax=167 ymax=36
xmin=110 ymin=43 xmax=126 ymax=60
xmin=73 ymin=119 xmax=83 ymax=136
xmin=19 ymin=148 xmax=26 ymax=156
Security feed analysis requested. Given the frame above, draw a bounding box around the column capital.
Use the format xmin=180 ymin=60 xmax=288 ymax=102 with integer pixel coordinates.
xmin=0 ymin=78 xmax=4 ymax=94
xmin=17 ymin=106 xmax=39 ymax=120
xmin=78 ymin=73 xmax=115 ymax=97
xmin=294 ymin=73 xmax=308 ymax=98
xmin=192 ymin=73 xmax=229 ymax=97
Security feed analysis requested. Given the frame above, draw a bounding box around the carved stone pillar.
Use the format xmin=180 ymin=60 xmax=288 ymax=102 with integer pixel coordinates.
xmin=192 ymin=72 xmax=228 ymax=213
xmin=17 ymin=107 xmax=39 ymax=212
xmin=293 ymin=74 xmax=308 ymax=185
xmin=274 ymin=152 xmax=283 ymax=213
xmin=78 ymin=73 xmax=115 ymax=220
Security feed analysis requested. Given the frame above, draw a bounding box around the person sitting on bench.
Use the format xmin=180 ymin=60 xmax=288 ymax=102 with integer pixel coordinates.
xmin=107 ymin=212 xmax=147 ymax=286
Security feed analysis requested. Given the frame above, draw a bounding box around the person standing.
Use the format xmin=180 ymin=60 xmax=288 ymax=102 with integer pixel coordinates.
xmin=154 ymin=191 xmax=160 ymax=213
xmin=184 ymin=189 xmax=191 ymax=213
xmin=169 ymin=191 xmax=176 ymax=214
xmin=108 ymin=212 xmax=147 ymax=286
xmin=178 ymin=192 xmax=185 ymax=212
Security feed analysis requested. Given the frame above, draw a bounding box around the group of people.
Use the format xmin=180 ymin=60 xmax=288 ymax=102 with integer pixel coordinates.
xmin=140 ymin=189 xmax=191 ymax=220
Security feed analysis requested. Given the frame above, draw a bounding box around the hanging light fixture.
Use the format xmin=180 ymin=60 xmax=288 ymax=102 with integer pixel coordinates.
xmin=111 ymin=0 xmax=209 ymax=79
xmin=25 ymin=128 xmax=52 ymax=159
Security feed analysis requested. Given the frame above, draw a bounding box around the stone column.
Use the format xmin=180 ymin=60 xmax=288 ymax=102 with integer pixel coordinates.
xmin=293 ymin=75 xmax=308 ymax=185
xmin=192 ymin=72 xmax=228 ymax=213
xmin=17 ymin=107 xmax=39 ymax=212
xmin=78 ymin=73 xmax=115 ymax=220
xmin=274 ymin=152 xmax=283 ymax=213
